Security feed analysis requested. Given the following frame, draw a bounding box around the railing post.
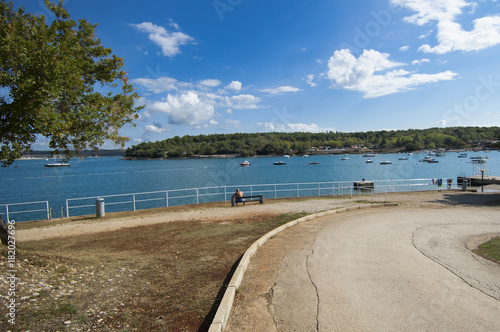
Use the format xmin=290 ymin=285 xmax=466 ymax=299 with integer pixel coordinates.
xmin=66 ymin=200 xmax=70 ymax=218
xmin=224 ymin=187 xmax=227 ymax=202
xmin=46 ymin=201 xmax=50 ymax=220
xmin=166 ymin=191 xmax=169 ymax=207
xmin=133 ymin=194 xmax=136 ymax=211
xmin=196 ymin=189 xmax=199 ymax=204
xmin=6 ymin=205 xmax=10 ymax=222
xmin=274 ymin=185 xmax=277 ymax=198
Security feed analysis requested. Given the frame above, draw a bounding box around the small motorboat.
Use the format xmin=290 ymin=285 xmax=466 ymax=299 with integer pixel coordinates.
xmin=362 ymin=153 xmax=375 ymax=157
xmin=308 ymin=162 xmax=319 ymax=165
xmin=341 ymin=157 xmax=349 ymax=160
xmin=44 ymin=161 xmax=70 ymax=167
xmin=273 ymin=161 xmax=286 ymax=165
xmin=240 ymin=161 xmax=251 ymax=166
xmin=282 ymin=154 xmax=290 ymax=158
xmin=379 ymin=161 xmax=392 ymax=165
xmin=365 ymin=159 xmax=374 ymax=163
xmin=420 ymin=156 xmax=438 ymax=163
xmin=458 ymin=153 xmax=467 ymax=158
xmin=398 ymin=156 xmax=409 ymax=160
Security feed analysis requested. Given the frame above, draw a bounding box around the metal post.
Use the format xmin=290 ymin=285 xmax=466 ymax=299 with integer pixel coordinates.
xmin=6 ymin=205 xmax=9 ymax=223
xmin=66 ymin=200 xmax=70 ymax=218
xmin=46 ymin=201 xmax=50 ymax=220
xmin=224 ymin=187 xmax=227 ymax=202
xmin=196 ymin=188 xmax=199 ymax=204
xmin=274 ymin=185 xmax=277 ymax=198
xmin=166 ymin=191 xmax=169 ymax=207
xmin=481 ymin=169 xmax=485 ymax=192
xmin=133 ymin=194 xmax=136 ymax=211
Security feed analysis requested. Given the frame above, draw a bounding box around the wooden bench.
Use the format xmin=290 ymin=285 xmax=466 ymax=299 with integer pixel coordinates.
xmin=231 ymin=194 xmax=264 ymax=206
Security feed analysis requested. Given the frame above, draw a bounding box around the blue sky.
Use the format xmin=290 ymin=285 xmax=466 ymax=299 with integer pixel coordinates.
xmin=18 ymin=0 xmax=500 ymax=148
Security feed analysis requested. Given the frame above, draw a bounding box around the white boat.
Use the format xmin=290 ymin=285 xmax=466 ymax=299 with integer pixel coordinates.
xmin=44 ymin=162 xmax=70 ymax=167
xmin=420 ymin=156 xmax=439 ymax=163
xmin=379 ymin=161 xmax=392 ymax=165
xmin=365 ymin=159 xmax=374 ymax=163
xmin=341 ymin=157 xmax=349 ymax=160
xmin=282 ymin=154 xmax=290 ymax=158
xmin=470 ymin=156 xmax=487 ymax=163
xmin=362 ymin=153 xmax=375 ymax=157
xmin=398 ymin=156 xmax=409 ymax=160
xmin=458 ymin=153 xmax=467 ymax=158
xmin=273 ymin=161 xmax=286 ymax=165
xmin=240 ymin=161 xmax=250 ymax=166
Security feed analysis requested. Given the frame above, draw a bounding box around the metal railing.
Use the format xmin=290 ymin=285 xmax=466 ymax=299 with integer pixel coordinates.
xmin=0 ymin=201 xmax=50 ymax=222
xmin=65 ymin=178 xmax=453 ymax=218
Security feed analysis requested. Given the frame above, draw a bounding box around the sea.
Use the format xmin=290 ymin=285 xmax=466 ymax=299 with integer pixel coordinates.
xmin=1 ymin=151 xmax=498 ymax=221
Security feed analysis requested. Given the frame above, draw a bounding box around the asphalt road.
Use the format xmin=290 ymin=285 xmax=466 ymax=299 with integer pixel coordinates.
xmin=228 ymin=207 xmax=500 ymax=331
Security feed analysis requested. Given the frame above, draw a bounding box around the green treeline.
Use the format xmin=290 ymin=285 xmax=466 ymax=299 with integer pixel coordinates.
xmin=124 ymin=127 xmax=500 ymax=159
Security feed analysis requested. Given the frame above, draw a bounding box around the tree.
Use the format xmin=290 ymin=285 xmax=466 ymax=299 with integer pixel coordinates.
xmin=0 ymin=0 xmax=142 ymax=166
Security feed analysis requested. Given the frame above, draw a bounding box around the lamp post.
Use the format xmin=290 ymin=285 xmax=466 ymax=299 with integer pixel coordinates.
xmin=481 ymin=169 xmax=485 ymax=192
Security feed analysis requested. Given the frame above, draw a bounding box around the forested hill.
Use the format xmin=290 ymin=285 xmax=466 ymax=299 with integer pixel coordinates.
xmin=124 ymin=127 xmax=500 ymax=159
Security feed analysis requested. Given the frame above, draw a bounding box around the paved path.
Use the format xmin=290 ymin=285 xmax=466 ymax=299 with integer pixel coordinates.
xmin=227 ymin=207 xmax=500 ymax=331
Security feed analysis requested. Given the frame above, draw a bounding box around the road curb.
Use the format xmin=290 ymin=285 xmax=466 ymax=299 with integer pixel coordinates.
xmin=208 ymin=202 xmax=398 ymax=332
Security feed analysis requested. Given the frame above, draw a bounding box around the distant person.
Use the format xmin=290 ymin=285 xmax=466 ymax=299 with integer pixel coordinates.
xmin=232 ymin=189 xmax=245 ymax=205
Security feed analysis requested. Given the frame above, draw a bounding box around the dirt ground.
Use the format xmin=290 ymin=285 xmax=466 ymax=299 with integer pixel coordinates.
xmin=1 ymin=190 xmax=500 ymax=331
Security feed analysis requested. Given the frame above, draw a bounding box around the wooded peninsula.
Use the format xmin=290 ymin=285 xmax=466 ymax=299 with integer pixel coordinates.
xmin=124 ymin=127 xmax=500 ymax=159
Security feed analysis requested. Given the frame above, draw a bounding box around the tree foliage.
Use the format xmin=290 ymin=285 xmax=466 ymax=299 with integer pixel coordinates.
xmin=0 ymin=0 xmax=142 ymax=166
xmin=124 ymin=127 xmax=500 ymax=159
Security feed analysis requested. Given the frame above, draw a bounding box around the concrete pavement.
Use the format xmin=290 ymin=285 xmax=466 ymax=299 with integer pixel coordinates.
xmin=227 ymin=207 xmax=500 ymax=331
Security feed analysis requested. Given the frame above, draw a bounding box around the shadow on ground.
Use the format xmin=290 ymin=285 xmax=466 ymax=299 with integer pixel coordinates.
xmin=428 ymin=191 xmax=500 ymax=207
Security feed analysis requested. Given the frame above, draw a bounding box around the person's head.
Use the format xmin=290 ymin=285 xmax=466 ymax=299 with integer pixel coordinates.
xmin=235 ymin=189 xmax=240 ymax=192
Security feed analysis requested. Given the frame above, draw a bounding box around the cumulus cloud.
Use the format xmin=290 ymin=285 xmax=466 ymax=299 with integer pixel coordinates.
xmin=132 ymin=22 xmax=194 ymax=57
xmin=391 ymin=0 xmax=500 ymax=53
xmin=259 ymin=86 xmax=301 ymax=95
xmin=412 ymin=58 xmax=430 ymax=65
xmin=144 ymin=123 xmax=168 ymax=134
xmin=132 ymin=76 xmax=181 ymax=93
xmin=257 ymin=122 xmax=333 ymax=133
xmin=327 ymin=49 xmax=457 ymax=98
xmin=222 ymin=94 xmax=262 ymax=109
xmin=226 ymin=81 xmax=242 ymax=91
xmin=148 ymin=91 xmax=215 ymax=126
xmin=199 ymin=79 xmax=222 ymax=88
xmin=305 ymin=74 xmax=318 ymax=87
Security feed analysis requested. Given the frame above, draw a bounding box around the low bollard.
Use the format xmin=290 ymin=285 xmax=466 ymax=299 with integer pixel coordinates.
xmin=96 ymin=198 xmax=105 ymax=218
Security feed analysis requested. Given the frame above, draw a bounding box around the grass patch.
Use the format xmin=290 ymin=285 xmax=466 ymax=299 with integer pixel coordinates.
xmin=3 ymin=211 xmax=313 ymax=331
xmin=474 ymin=237 xmax=500 ymax=264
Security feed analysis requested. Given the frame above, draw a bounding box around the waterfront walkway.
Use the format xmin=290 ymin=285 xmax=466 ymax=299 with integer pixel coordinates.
xmin=225 ymin=193 xmax=500 ymax=331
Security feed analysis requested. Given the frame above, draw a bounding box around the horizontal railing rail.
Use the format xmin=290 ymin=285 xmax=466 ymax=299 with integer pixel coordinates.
xmin=65 ymin=178 xmax=455 ymax=218
xmin=0 ymin=201 xmax=50 ymax=222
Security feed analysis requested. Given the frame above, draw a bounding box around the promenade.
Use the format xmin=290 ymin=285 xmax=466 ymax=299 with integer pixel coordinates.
xmin=225 ymin=193 xmax=500 ymax=331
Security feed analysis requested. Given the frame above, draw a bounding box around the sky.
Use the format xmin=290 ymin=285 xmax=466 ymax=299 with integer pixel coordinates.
xmin=17 ymin=0 xmax=500 ymax=149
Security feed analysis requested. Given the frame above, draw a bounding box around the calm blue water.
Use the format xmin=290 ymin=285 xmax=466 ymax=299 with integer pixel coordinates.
xmin=1 ymin=152 xmax=498 ymax=221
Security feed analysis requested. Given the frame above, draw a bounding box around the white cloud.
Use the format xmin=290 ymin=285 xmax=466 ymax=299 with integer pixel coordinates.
xmin=144 ymin=124 xmax=168 ymax=134
xmin=132 ymin=77 xmax=181 ymax=93
xmin=399 ymin=45 xmax=410 ymax=51
xmin=259 ymin=86 xmax=301 ymax=95
xmin=199 ymin=79 xmax=222 ymax=88
xmin=412 ymin=58 xmax=430 ymax=65
xmin=222 ymin=94 xmax=262 ymax=109
xmin=438 ymin=119 xmax=447 ymax=128
xmin=226 ymin=81 xmax=242 ymax=91
xmin=132 ymin=22 xmax=194 ymax=57
xmin=305 ymin=74 xmax=318 ymax=87
xmin=257 ymin=122 xmax=333 ymax=133
xmin=391 ymin=0 xmax=500 ymax=53
xmin=327 ymin=49 xmax=457 ymax=98
xmin=148 ymin=91 xmax=215 ymax=126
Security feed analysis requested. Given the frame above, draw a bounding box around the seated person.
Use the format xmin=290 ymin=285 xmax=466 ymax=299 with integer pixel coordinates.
xmin=232 ymin=189 xmax=245 ymax=205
